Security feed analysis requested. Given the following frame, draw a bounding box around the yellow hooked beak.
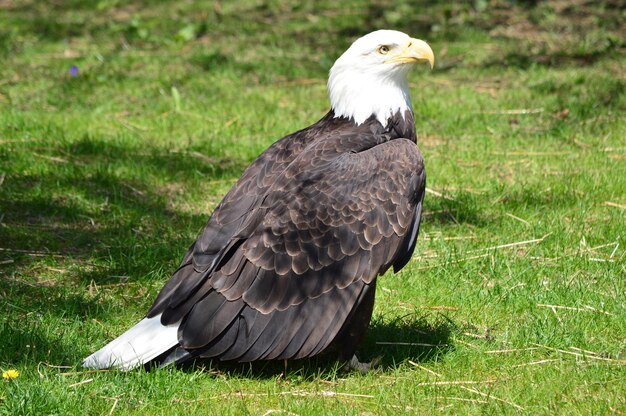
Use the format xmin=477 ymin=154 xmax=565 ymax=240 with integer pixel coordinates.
xmin=384 ymin=38 xmax=435 ymax=69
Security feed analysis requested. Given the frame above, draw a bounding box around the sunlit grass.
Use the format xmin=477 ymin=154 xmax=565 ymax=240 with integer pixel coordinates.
xmin=1 ymin=1 xmax=624 ymax=414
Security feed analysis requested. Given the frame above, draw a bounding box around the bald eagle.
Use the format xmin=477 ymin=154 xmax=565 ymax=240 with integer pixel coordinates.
xmin=83 ymin=30 xmax=434 ymax=370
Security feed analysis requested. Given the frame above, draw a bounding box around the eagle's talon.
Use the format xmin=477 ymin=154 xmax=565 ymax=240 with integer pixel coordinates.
xmin=342 ymin=354 xmax=382 ymax=374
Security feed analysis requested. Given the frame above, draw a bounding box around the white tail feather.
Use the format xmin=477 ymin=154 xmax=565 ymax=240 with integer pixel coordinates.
xmin=82 ymin=314 xmax=180 ymax=370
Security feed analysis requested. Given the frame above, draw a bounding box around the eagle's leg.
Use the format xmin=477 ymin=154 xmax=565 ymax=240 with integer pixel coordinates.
xmin=330 ymin=280 xmax=378 ymax=373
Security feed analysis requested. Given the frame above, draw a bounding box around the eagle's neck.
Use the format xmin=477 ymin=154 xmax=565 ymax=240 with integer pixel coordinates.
xmin=327 ymin=66 xmax=413 ymax=127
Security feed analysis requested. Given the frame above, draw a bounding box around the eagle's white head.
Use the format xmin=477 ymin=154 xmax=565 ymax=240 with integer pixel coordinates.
xmin=328 ymin=30 xmax=434 ymax=127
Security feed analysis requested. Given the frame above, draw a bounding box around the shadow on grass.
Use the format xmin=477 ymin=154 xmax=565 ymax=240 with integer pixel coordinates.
xmin=0 ymin=133 xmax=245 ymax=270
xmin=66 ymin=135 xmax=248 ymax=182
xmin=0 ymin=133 xmax=246 ymax=365
xmin=424 ymin=191 xmax=486 ymax=227
xmin=0 ymin=173 xmax=206 ymax=278
xmin=173 ymin=313 xmax=453 ymax=379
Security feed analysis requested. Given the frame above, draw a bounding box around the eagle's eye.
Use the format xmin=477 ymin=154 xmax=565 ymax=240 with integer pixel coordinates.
xmin=377 ymin=45 xmax=390 ymax=55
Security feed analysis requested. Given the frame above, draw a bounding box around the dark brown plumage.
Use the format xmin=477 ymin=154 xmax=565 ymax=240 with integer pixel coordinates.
xmin=148 ymin=110 xmax=425 ymax=364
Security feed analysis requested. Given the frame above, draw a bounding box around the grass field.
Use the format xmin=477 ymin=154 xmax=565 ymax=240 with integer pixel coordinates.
xmin=1 ymin=1 xmax=624 ymax=414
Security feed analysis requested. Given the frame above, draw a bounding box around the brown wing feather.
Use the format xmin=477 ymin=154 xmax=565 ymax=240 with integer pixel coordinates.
xmin=225 ymin=138 xmax=424 ymax=313
xmin=149 ymin=115 xmax=426 ymax=363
